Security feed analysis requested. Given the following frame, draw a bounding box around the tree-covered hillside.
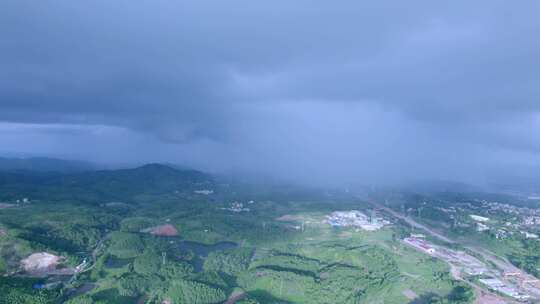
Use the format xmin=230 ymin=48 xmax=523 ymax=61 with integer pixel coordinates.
xmin=0 ymin=163 xmax=213 ymax=202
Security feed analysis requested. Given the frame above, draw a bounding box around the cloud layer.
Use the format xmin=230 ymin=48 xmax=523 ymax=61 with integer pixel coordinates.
xmin=1 ymin=1 xmax=540 ymax=185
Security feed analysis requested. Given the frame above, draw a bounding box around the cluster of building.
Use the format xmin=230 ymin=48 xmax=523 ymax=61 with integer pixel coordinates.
xmin=16 ymin=197 xmax=30 ymax=204
xmin=470 ymin=214 xmax=489 ymax=222
xmin=452 ymin=206 xmax=540 ymax=241
xmin=523 ymin=215 xmax=540 ymax=226
xmin=468 ymin=214 xmax=491 ymax=232
xmin=478 ymin=200 xmax=540 ymax=220
xmin=471 ymin=204 xmax=540 ymax=241
xmin=324 ymin=210 xmax=389 ymax=231
xmin=0 ymin=197 xmax=30 ymax=208
xmin=476 ymin=222 xmax=489 ymax=232
xmin=220 ymin=201 xmax=250 ymax=212
xmin=99 ymin=201 xmax=128 ymax=208
xmin=193 ymin=189 xmax=214 ymax=195
xmin=479 ymin=278 xmax=530 ymax=301
xmin=494 ymin=228 xmax=511 ymax=239
xmin=521 ymin=231 xmax=539 ymax=239
xmin=438 ymin=199 xmax=539 ymax=224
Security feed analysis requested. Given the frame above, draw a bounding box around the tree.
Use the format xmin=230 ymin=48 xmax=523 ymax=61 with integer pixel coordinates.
xmin=159 ymin=261 xmax=194 ymax=279
xmin=237 ymin=298 xmax=260 ymax=304
xmin=447 ymin=284 xmax=474 ymax=303
xmin=107 ymin=231 xmax=143 ymax=258
xmin=134 ymin=250 xmax=161 ymax=275
xmin=161 ymin=279 xmax=226 ymax=304
xmin=117 ymin=274 xmax=150 ymax=297
xmin=65 ymin=295 xmax=93 ymax=304
xmin=203 ymin=247 xmax=252 ymax=275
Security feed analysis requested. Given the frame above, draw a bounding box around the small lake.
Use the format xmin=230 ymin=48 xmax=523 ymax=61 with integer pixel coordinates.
xmin=63 ymin=283 xmax=96 ymax=301
xmin=105 ymin=256 xmax=133 ymax=268
xmin=174 ymin=240 xmax=238 ymax=272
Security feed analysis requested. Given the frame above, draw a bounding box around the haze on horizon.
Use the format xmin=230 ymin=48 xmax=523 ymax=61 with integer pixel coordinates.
xmin=1 ymin=1 xmax=540 ymax=186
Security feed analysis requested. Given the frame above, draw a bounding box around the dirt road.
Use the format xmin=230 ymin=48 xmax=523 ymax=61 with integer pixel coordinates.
xmin=224 ymin=291 xmax=246 ymax=304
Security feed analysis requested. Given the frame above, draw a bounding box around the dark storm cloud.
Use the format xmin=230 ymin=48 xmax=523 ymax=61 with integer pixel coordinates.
xmin=1 ymin=0 xmax=540 ymax=184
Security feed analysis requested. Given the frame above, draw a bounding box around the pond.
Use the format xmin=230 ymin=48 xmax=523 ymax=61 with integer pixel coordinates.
xmin=70 ymin=283 xmax=96 ymax=296
xmin=62 ymin=283 xmax=96 ymax=302
xmin=103 ymin=236 xmax=238 ymax=272
xmin=105 ymin=256 xmax=133 ymax=268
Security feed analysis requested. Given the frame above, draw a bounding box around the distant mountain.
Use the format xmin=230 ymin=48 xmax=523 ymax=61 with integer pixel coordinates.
xmin=401 ymin=180 xmax=481 ymax=194
xmin=0 ymin=163 xmax=213 ymax=203
xmin=0 ymin=157 xmax=96 ymax=173
xmin=488 ymin=176 xmax=540 ymax=196
xmin=52 ymin=163 xmax=212 ymax=194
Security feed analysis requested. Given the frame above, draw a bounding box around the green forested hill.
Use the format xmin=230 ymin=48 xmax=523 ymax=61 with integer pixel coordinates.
xmin=0 ymin=163 xmax=213 ymax=202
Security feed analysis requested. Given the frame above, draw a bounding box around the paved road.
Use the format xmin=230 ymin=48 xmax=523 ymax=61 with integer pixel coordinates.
xmin=370 ymin=199 xmax=520 ymax=276
xmin=372 ymin=197 xmax=540 ymax=299
xmin=79 ymin=232 xmax=109 ymax=274
xmin=366 ymin=199 xmax=455 ymax=243
xmin=365 ymin=197 xmax=527 ymax=303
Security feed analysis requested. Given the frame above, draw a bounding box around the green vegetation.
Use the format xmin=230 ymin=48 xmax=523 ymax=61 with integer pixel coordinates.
xmin=0 ymin=164 xmax=480 ymax=303
xmin=107 ymin=232 xmax=144 ymax=259
xmin=0 ymin=277 xmax=58 ymax=304
xmin=153 ymin=279 xmax=226 ymax=304
xmin=509 ymin=238 xmax=540 ymax=278
xmin=133 ymin=249 xmax=161 ymax=275
xmin=204 ymin=247 xmax=253 ymax=275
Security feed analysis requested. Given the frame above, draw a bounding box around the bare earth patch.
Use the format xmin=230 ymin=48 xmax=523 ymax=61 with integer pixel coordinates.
xmin=476 ymin=292 xmax=508 ymax=304
xmin=402 ymin=289 xmax=418 ymax=300
xmin=105 ymin=201 xmax=129 ymax=207
xmin=142 ymin=224 xmax=179 ymax=236
xmin=0 ymin=203 xmax=16 ymax=209
xmin=21 ymin=252 xmax=62 ymax=274
xmin=276 ymin=214 xmax=301 ymax=222
xmin=225 ymin=291 xmax=246 ymax=304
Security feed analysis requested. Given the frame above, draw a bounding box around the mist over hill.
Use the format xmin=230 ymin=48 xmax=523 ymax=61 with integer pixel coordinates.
xmin=0 ymin=157 xmax=96 ymax=173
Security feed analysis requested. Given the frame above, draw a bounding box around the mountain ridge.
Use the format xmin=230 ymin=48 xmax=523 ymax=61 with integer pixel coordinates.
xmin=0 ymin=162 xmax=213 ymax=203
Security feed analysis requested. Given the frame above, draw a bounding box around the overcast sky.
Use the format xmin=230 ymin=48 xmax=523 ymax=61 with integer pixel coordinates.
xmin=1 ymin=1 xmax=540 ymax=185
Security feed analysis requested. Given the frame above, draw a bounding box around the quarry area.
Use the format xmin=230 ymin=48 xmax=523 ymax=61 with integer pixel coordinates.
xmin=21 ymin=252 xmax=62 ymax=273
xmin=19 ymin=252 xmax=77 ymax=277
